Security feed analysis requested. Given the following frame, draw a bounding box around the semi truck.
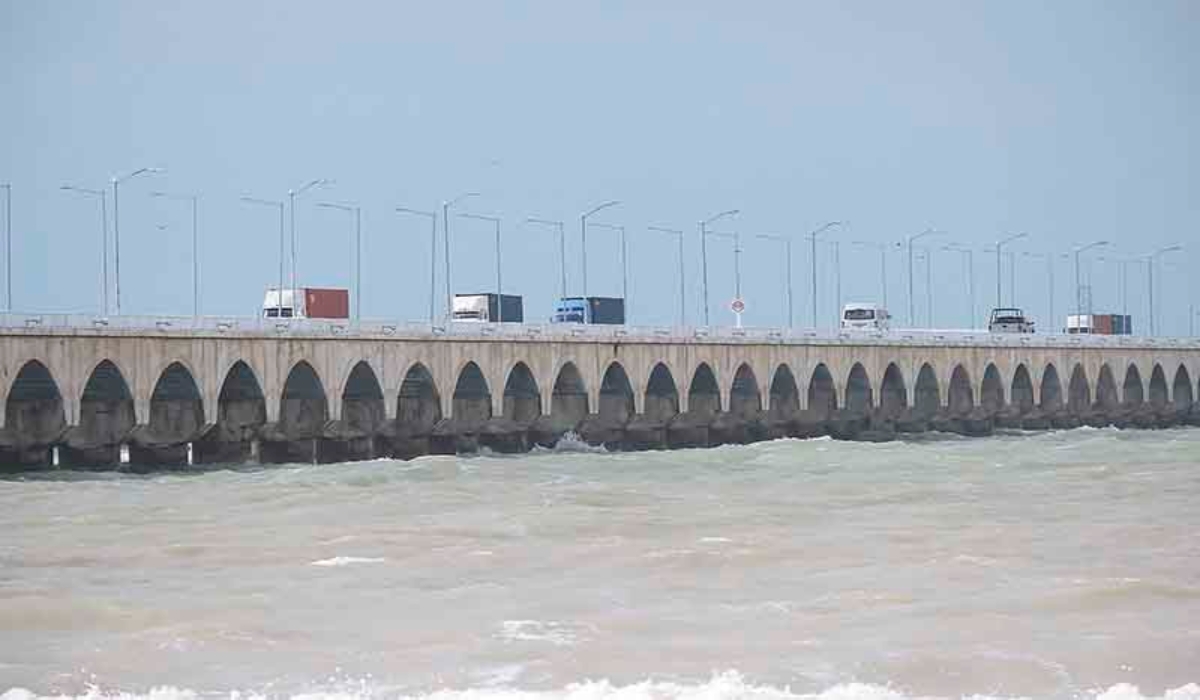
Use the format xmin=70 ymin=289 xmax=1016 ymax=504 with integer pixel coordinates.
xmin=262 ymin=287 xmax=349 ymax=319
xmin=1066 ymin=314 xmax=1132 ymax=335
xmin=988 ymin=307 xmax=1035 ymax=333
xmin=452 ymin=293 xmax=524 ymax=323
xmin=551 ymin=296 xmax=626 ymax=325
xmin=840 ymin=303 xmax=890 ymax=331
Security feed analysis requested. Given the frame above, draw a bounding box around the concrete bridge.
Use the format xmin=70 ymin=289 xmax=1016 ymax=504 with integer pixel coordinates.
xmin=2 ymin=314 xmax=1199 ymax=468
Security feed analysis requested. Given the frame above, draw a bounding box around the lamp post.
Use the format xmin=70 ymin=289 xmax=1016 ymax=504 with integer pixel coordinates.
xmin=241 ymin=196 xmax=286 ymax=319
xmin=526 ymin=218 xmax=567 ymax=299
xmin=756 ymin=233 xmax=793 ymax=327
xmin=317 ymin=202 xmax=362 ymax=322
xmin=1147 ymin=244 xmax=1183 ymax=336
xmin=112 ymin=167 xmax=164 ymax=314
xmin=851 ymin=240 xmax=890 ymax=312
xmin=807 ymin=221 xmax=844 ymax=328
xmin=707 ymin=230 xmax=742 ymax=326
xmin=288 ymin=178 xmax=332 ymax=306
xmin=61 ymin=185 xmax=109 ymax=315
xmin=459 ymin=212 xmax=504 ymax=322
xmin=443 ymin=192 xmax=480 ymax=320
xmin=581 ymin=200 xmax=620 ymax=299
xmin=1073 ymin=240 xmax=1109 ymax=318
xmin=994 ymin=232 xmax=1027 ymax=310
xmin=905 ymin=228 xmax=939 ymax=326
xmin=699 ymin=209 xmax=740 ymax=326
xmin=943 ymin=244 xmax=975 ymax=328
xmin=588 ymin=221 xmax=628 ymax=308
xmin=2 ymin=183 xmax=9 ymax=311
xmin=396 ymin=206 xmax=438 ymax=324
xmin=648 ymin=226 xmax=686 ymax=327
xmin=149 ymin=191 xmax=200 ymax=318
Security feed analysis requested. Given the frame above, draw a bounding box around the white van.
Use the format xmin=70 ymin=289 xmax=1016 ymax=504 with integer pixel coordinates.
xmin=841 ymin=303 xmax=891 ymax=331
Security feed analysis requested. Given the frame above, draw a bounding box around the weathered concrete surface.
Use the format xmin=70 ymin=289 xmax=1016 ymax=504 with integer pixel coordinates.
xmin=2 ymin=326 xmax=1199 ymax=468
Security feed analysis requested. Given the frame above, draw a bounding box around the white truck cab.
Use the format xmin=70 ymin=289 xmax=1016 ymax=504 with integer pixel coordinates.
xmin=841 ymin=303 xmax=890 ymax=331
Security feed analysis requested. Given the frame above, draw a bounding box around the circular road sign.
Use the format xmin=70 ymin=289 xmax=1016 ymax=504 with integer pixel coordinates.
xmin=730 ymin=298 xmax=746 ymax=314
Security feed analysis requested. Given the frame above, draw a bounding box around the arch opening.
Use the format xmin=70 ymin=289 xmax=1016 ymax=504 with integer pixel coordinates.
xmin=1067 ymin=365 xmax=1090 ymax=414
xmin=149 ymin=362 xmax=205 ymax=441
xmin=1173 ymin=366 xmax=1194 ymax=410
xmin=981 ymin=364 xmax=1004 ymax=415
xmin=1041 ymin=364 xmax=1064 ymax=411
xmin=503 ymin=362 xmax=542 ymax=423
xmin=768 ymin=364 xmax=799 ymax=421
xmin=452 ymin=362 xmax=492 ymax=423
xmin=599 ymin=362 xmax=635 ymax=424
xmin=216 ymin=360 xmax=266 ymax=443
xmin=1148 ymin=365 xmax=1168 ymax=409
xmin=79 ymin=360 xmax=135 ymax=445
xmin=948 ymin=365 xmax=973 ymax=416
xmin=879 ymin=363 xmax=906 ymax=419
xmin=807 ymin=364 xmax=837 ymax=419
xmin=4 ymin=360 xmax=66 ymax=444
xmin=1095 ymin=365 xmax=1119 ymax=411
xmin=729 ymin=363 xmax=761 ymax=418
xmin=914 ymin=363 xmax=940 ymax=419
xmin=397 ymin=363 xmax=441 ymax=431
xmin=551 ymin=362 xmax=588 ymax=426
xmin=688 ymin=363 xmax=720 ymax=417
xmin=844 ymin=364 xmax=873 ymax=414
xmin=645 ymin=363 xmax=680 ymax=422
xmin=1011 ymin=364 xmax=1034 ymax=414
xmin=342 ymin=361 xmax=385 ymax=433
xmin=280 ymin=361 xmax=329 ymax=437
xmin=1122 ymin=365 xmax=1144 ymax=407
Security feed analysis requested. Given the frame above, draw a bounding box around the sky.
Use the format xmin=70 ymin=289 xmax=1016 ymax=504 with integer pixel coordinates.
xmin=2 ymin=1 xmax=1197 ymax=334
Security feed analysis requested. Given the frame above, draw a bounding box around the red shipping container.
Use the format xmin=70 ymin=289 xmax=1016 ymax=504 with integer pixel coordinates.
xmin=304 ymin=288 xmax=349 ymax=319
xmin=1094 ymin=314 xmax=1113 ymax=335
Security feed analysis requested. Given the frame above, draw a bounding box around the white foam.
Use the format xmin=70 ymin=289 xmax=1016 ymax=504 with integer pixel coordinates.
xmin=495 ymin=619 xmax=586 ymax=647
xmin=308 ymin=556 xmax=385 ymax=567
xmin=3 ymin=676 xmax=1200 ymax=700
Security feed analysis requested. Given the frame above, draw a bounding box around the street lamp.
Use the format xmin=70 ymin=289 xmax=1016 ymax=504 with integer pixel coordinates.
xmin=699 ymin=209 xmax=740 ymax=326
xmin=994 ymin=232 xmax=1027 ymax=310
xmin=241 ymin=196 xmax=286 ymax=319
xmin=112 ymin=166 xmax=164 ymax=314
xmin=904 ymin=228 xmax=939 ymax=326
xmin=588 ymin=221 xmax=629 ymax=308
xmin=459 ymin=212 xmax=505 ymax=322
xmin=288 ymin=178 xmax=333 ymax=306
xmin=1147 ymin=244 xmax=1183 ymax=336
xmin=1 ymin=183 xmax=9 ymax=311
xmin=1073 ymin=240 xmax=1108 ymax=317
xmin=757 ymin=233 xmax=793 ymax=327
xmin=943 ymin=243 xmax=975 ymax=328
xmin=649 ymin=226 xmax=686 ymax=327
xmin=526 ymin=217 xmax=567 ymax=299
xmin=707 ymin=230 xmax=743 ymax=326
xmin=443 ymin=191 xmax=481 ymax=320
xmin=317 ymin=202 xmax=362 ymax=322
xmin=61 ymin=185 xmax=109 ymax=315
xmin=396 ymin=206 xmax=438 ymax=324
xmin=805 ymin=221 xmax=844 ymax=329
xmin=581 ymin=200 xmax=620 ymax=298
xmin=150 ymin=191 xmax=200 ymax=318
xmin=851 ymin=240 xmax=891 ymax=313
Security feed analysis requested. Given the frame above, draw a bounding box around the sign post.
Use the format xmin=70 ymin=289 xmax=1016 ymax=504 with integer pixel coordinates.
xmin=730 ymin=298 xmax=745 ymax=328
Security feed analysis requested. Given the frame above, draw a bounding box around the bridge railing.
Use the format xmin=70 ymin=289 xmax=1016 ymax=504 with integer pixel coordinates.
xmin=2 ymin=312 xmax=1198 ymax=348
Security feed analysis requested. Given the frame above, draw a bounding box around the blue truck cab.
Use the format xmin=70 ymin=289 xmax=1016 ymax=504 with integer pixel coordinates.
xmin=551 ymin=296 xmax=626 ymax=325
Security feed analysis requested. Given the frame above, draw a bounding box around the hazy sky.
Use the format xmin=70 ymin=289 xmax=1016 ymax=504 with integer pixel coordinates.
xmin=2 ymin=1 xmax=1197 ymax=333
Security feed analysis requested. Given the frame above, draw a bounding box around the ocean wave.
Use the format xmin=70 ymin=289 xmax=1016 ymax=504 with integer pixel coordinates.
xmin=5 ymin=672 xmax=1199 ymax=700
xmin=308 ymin=556 xmax=385 ymax=567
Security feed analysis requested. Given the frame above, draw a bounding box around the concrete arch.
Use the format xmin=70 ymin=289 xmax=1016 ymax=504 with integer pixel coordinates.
xmin=688 ymin=362 xmax=721 ymax=417
xmin=768 ymin=363 xmax=800 ymax=420
xmin=948 ymin=365 xmax=973 ymax=416
xmin=879 ymin=363 xmax=906 ymax=419
xmin=214 ymin=360 xmax=266 ymax=451
xmin=599 ymin=361 xmax=635 ymax=424
xmin=4 ymin=359 xmax=66 ymax=445
xmin=1172 ymin=365 xmax=1193 ymax=410
xmin=551 ymin=361 xmax=588 ymax=425
xmin=1011 ymin=364 xmax=1035 ymax=414
xmin=729 ymin=363 xmax=761 ymax=418
xmin=1067 ymin=364 xmax=1091 ymax=414
xmin=845 ymin=363 xmax=873 ymax=413
xmin=397 ymin=362 xmax=441 ymax=430
xmin=807 ymin=363 xmax=837 ymax=418
xmin=452 ymin=361 xmax=492 ymax=422
xmin=79 ymin=359 xmax=136 ymax=445
xmin=1148 ymin=364 xmax=1168 ymax=409
xmin=1095 ymin=364 xmax=1119 ymax=411
xmin=645 ymin=362 xmax=680 ymax=422
xmin=341 ymin=360 xmax=385 ymax=433
xmin=914 ymin=363 xmax=940 ymax=418
xmin=1122 ymin=364 xmax=1145 ymax=406
xmin=280 ymin=360 xmax=329 ymax=438
xmin=148 ymin=361 xmax=205 ymax=441
xmin=981 ymin=364 xmax=1004 ymax=415
xmin=1041 ymin=363 xmax=1064 ymax=410
xmin=503 ymin=361 xmax=542 ymax=423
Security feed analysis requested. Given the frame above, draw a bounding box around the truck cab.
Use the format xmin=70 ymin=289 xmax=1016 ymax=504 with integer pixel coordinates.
xmin=551 ymin=296 xmax=626 ymax=325
xmin=988 ymin=307 xmax=1035 ymax=333
xmin=841 ymin=303 xmax=890 ymax=331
